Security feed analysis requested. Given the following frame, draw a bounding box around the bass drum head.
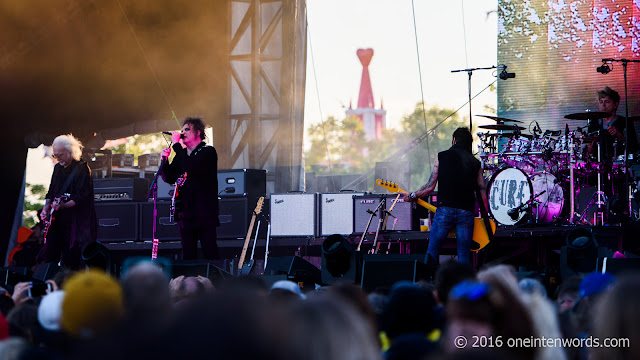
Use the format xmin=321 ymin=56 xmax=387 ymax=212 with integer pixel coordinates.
xmin=488 ymin=167 xmax=532 ymax=225
xmin=530 ymin=172 xmax=564 ymax=223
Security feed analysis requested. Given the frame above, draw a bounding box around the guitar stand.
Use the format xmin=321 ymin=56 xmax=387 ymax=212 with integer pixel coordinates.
xmin=356 ymin=196 xmax=386 ymax=252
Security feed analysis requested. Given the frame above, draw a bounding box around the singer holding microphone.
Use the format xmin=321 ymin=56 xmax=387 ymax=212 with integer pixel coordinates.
xmin=160 ymin=117 xmax=220 ymax=260
xmin=402 ymin=127 xmax=487 ymax=272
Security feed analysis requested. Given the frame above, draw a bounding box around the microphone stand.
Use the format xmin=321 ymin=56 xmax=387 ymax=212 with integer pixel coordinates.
xmin=147 ymin=157 xmax=166 ymax=260
xmin=451 ymin=65 xmax=499 ymax=130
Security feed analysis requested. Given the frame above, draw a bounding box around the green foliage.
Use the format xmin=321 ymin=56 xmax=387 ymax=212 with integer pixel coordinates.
xmin=23 ymin=184 xmax=46 ymax=228
xmin=400 ymin=102 xmax=470 ymax=190
xmin=304 ymin=115 xmax=403 ymax=175
xmin=110 ymin=134 xmax=167 ymax=165
xmin=304 ymin=102 xmax=478 ymax=191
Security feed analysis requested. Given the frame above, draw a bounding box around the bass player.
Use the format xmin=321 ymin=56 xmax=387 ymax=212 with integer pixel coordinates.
xmin=402 ymin=127 xmax=488 ymax=269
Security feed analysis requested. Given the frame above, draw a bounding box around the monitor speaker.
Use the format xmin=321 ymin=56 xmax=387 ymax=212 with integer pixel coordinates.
xmin=264 ymin=256 xmax=321 ymax=285
xmin=360 ymin=254 xmax=426 ymax=292
xmin=171 ymin=260 xmax=233 ymax=283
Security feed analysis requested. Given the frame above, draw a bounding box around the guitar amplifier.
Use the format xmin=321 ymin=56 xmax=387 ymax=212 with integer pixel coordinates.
xmin=353 ymin=194 xmax=415 ymax=233
xmin=270 ymin=193 xmax=318 ymax=237
xmin=319 ymin=192 xmax=364 ymax=236
xmin=218 ymin=169 xmax=267 ymax=198
xmin=93 ymin=178 xmax=149 ymax=202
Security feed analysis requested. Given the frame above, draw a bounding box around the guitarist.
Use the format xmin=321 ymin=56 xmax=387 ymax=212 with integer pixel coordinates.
xmin=161 ymin=117 xmax=219 ymax=260
xmin=39 ymin=134 xmax=97 ymax=270
xmin=401 ymin=127 xmax=487 ymax=269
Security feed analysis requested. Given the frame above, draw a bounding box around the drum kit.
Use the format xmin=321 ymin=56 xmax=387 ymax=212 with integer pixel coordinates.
xmin=477 ymin=112 xmax=636 ymax=227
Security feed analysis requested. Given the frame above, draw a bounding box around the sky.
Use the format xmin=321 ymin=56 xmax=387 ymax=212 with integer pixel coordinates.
xmin=26 ymin=0 xmax=499 ymax=186
xmin=304 ymin=0 xmax=498 ymax=131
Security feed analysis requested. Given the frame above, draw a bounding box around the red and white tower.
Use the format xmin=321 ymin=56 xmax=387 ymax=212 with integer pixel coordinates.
xmin=345 ymin=48 xmax=387 ymax=141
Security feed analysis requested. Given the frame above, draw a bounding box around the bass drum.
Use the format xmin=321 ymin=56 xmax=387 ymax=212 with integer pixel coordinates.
xmin=530 ymin=172 xmax=564 ymax=223
xmin=488 ymin=167 xmax=532 ymax=226
xmin=488 ymin=168 xmax=564 ymax=225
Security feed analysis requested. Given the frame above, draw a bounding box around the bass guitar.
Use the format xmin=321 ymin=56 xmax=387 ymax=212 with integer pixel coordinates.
xmin=238 ymin=196 xmax=264 ymax=275
xmin=42 ymin=194 xmax=70 ymax=244
xmin=376 ymin=179 xmax=495 ymax=251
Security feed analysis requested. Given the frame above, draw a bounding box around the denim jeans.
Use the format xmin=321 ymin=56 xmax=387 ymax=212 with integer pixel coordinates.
xmin=426 ymin=207 xmax=474 ymax=264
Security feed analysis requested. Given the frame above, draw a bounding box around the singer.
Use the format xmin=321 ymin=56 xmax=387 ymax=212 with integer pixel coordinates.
xmin=160 ymin=117 xmax=220 ymax=259
xmin=38 ymin=134 xmax=97 ymax=269
xmin=402 ymin=127 xmax=487 ymax=270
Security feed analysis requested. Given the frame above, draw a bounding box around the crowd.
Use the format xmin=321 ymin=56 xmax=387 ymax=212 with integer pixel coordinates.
xmin=0 ymin=259 xmax=637 ymax=360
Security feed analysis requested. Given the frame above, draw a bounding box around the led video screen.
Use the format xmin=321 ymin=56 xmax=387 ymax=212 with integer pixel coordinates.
xmin=498 ymin=0 xmax=640 ymax=133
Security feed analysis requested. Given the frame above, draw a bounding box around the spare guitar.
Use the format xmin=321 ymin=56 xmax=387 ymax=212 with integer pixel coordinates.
xmin=238 ymin=196 xmax=264 ymax=275
xmin=42 ymin=194 xmax=70 ymax=244
xmin=376 ymin=179 xmax=495 ymax=251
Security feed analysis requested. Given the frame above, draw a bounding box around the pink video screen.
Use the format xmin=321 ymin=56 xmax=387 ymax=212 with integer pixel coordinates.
xmin=497 ymin=0 xmax=640 ymax=132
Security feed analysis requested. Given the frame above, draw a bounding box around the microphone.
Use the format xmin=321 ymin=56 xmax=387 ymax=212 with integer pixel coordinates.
xmin=162 ymin=131 xmax=185 ymax=139
xmin=507 ymin=208 xmax=520 ymax=220
xmin=596 ymin=64 xmax=611 ymax=74
xmin=499 ymin=65 xmax=516 ymax=80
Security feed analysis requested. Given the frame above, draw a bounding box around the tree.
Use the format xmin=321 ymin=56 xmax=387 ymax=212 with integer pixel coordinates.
xmin=109 ymin=134 xmax=167 ymax=165
xmin=304 ymin=115 xmax=403 ymax=175
xmin=23 ymin=184 xmax=46 ymax=228
xmin=400 ymin=102 xmax=473 ymax=190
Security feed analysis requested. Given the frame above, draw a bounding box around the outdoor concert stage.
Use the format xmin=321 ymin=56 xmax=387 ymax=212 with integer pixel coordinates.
xmin=102 ymin=222 xmax=639 ymax=282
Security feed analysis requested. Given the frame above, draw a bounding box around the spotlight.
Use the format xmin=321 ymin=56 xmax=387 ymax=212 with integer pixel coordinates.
xmin=596 ymin=63 xmax=611 ymax=74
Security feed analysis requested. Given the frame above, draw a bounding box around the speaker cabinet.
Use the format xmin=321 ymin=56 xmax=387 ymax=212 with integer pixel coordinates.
xmin=95 ymin=202 xmax=139 ymax=242
xmin=360 ymin=254 xmax=426 ymax=292
xmin=270 ymin=193 xmax=318 ymax=237
xmin=218 ymin=169 xmax=267 ymax=198
xmin=139 ymin=201 xmax=180 ymax=241
xmin=353 ymin=195 xmax=416 ymax=233
xmin=265 ymin=256 xmax=322 ymax=284
xmin=320 ymin=192 xmax=364 ymax=236
xmin=218 ymin=197 xmax=250 ymax=239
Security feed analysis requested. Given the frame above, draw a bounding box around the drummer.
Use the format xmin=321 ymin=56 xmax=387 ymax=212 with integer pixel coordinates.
xmin=586 ymin=86 xmax=638 ymax=160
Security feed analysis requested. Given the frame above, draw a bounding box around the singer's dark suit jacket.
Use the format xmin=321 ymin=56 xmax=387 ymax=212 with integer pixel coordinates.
xmin=161 ymin=141 xmax=219 ymax=227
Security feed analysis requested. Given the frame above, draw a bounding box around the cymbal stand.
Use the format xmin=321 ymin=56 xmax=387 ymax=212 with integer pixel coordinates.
xmin=581 ymin=142 xmax=607 ymax=225
xmin=569 ymin=134 xmax=576 ymax=223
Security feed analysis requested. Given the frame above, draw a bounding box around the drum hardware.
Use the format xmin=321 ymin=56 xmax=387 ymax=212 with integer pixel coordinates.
xmin=478 ymin=124 xmax=527 ymax=131
xmin=507 ymin=189 xmax=547 ymax=223
xmin=476 ymin=114 xmax=524 ymax=123
xmin=564 ymin=111 xmax=610 ymax=120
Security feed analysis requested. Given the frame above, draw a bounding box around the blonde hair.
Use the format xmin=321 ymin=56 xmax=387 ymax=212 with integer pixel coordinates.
xmin=52 ymin=134 xmax=83 ymax=161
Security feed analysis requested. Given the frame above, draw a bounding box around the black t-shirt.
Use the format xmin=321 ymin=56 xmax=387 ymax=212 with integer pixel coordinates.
xmin=587 ymin=116 xmax=638 ymax=161
xmin=436 ymin=144 xmax=481 ymax=212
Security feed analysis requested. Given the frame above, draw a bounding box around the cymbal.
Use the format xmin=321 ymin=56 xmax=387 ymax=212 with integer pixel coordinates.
xmin=564 ymin=112 xmax=609 ymax=120
xmin=478 ymin=124 xmax=526 ymax=131
xmin=476 ymin=115 xmax=523 ymax=123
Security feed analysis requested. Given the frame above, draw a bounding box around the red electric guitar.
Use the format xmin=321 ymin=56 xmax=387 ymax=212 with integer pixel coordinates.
xmin=42 ymin=194 xmax=70 ymax=244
